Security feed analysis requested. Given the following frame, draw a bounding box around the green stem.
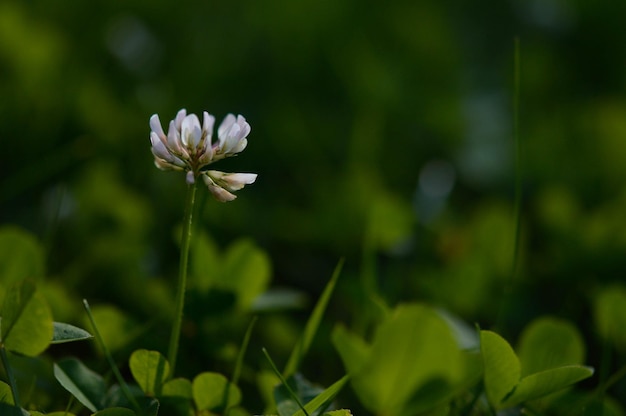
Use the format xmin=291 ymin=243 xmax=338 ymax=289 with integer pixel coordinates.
xmin=0 ymin=345 xmax=20 ymax=407
xmin=168 ymin=180 xmax=197 ymax=376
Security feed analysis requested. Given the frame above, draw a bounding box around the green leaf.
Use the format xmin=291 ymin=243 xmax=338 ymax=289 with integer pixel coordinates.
xmin=0 ymin=227 xmax=45 ymax=288
xmin=480 ymin=330 xmax=520 ymax=408
xmin=1 ymin=281 xmax=53 ymax=356
xmin=293 ymin=375 xmax=350 ymax=416
xmin=91 ymin=409 xmax=136 ymax=416
xmin=323 ymin=411 xmax=353 ymax=416
xmin=331 ymin=325 xmax=370 ymax=375
xmin=336 ymin=304 xmax=464 ymax=415
xmin=192 ymin=372 xmax=241 ymax=412
xmin=284 ymin=259 xmax=343 ymax=377
xmin=129 ymin=349 xmax=170 ymax=396
xmin=0 ymin=380 xmax=14 ymax=404
xmin=54 ymin=358 xmax=106 ymax=412
xmin=0 ymin=403 xmax=28 ymax=416
xmin=501 ymin=365 xmax=594 ymax=408
xmin=594 ymin=285 xmax=626 ymax=351
xmin=51 ymin=322 xmax=93 ymax=344
xmin=161 ymin=377 xmax=192 ymax=399
xmin=517 ymin=317 xmax=585 ymax=376
xmin=220 ymin=239 xmax=272 ymax=310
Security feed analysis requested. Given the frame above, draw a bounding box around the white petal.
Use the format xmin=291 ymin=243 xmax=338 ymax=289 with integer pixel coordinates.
xmin=181 ymin=114 xmax=202 ymax=148
xmin=175 ymin=109 xmax=187 ymax=130
xmin=207 ymin=171 xmax=257 ymax=191
xmin=149 ymin=114 xmax=166 ymax=139
xmin=236 ymin=115 xmax=251 ymax=137
xmin=150 ymin=133 xmax=171 ymax=160
xmin=203 ymin=174 xmax=237 ymax=202
xmin=231 ymin=138 xmax=248 ymax=154
xmin=218 ymin=113 xmax=236 ymax=138
xmin=186 ymin=171 xmax=195 ymax=184
xmin=202 ymin=112 xmax=215 ymax=140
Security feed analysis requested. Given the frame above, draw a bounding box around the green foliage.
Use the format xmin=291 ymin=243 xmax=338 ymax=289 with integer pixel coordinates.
xmin=284 ymin=259 xmax=343 ymax=378
xmin=0 ymin=381 xmax=14 ymax=404
xmin=2 ymin=1 xmax=625 ymax=412
xmin=594 ymin=285 xmax=626 ymax=351
xmin=0 ymin=227 xmax=45 ymax=291
xmin=192 ymin=372 xmax=241 ymax=412
xmin=129 ymin=350 xmax=170 ymax=397
xmin=1 ymin=280 xmax=53 ymax=357
xmin=54 ymin=358 xmax=106 ymax=412
xmin=51 ymin=321 xmax=93 ymax=344
xmin=333 ymin=303 xmax=478 ymax=415
xmin=480 ymin=329 xmax=594 ymax=410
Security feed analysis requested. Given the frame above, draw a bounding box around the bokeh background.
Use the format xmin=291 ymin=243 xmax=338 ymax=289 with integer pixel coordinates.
xmin=2 ymin=0 xmax=626 ymax=412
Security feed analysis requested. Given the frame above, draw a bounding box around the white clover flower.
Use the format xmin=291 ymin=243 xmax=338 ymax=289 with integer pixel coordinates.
xmin=150 ymin=109 xmax=256 ymax=201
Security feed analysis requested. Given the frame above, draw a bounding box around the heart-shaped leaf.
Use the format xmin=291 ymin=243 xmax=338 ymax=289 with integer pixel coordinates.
xmin=161 ymin=377 xmax=192 ymax=399
xmin=54 ymin=358 xmax=105 ymax=412
xmin=192 ymin=372 xmax=241 ymax=412
xmin=129 ymin=349 xmax=170 ymax=396
xmin=1 ymin=281 xmax=53 ymax=356
xmin=334 ymin=304 xmax=464 ymax=415
xmin=517 ymin=317 xmax=585 ymax=376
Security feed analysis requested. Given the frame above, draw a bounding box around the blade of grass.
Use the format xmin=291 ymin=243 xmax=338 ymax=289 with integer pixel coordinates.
xmin=83 ymin=299 xmax=141 ymax=414
xmin=232 ymin=316 xmax=257 ymax=386
xmin=283 ymin=258 xmax=344 ymax=378
xmin=263 ymin=347 xmax=309 ymax=416
xmin=496 ymin=36 xmax=523 ymax=333
xmin=292 ymin=375 xmax=350 ymax=416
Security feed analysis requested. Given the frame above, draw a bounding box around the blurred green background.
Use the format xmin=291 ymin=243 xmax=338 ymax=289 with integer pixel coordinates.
xmin=2 ymin=0 xmax=626 ymax=411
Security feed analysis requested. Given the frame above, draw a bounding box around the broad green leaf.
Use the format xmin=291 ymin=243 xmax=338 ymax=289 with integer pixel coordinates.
xmin=0 ymin=403 xmax=28 ymax=416
xmin=324 ymin=411 xmax=353 ymax=416
xmin=284 ymin=259 xmax=343 ymax=377
xmin=1 ymin=281 xmax=53 ymax=356
xmin=293 ymin=375 xmax=350 ymax=416
xmin=91 ymin=409 xmax=136 ymax=416
xmin=331 ymin=325 xmax=370 ymax=375
xmin=517 ymin=317 xmax=584 ymax=376
xmin=480 ymin=330 xmax=520 ymax=408
xmin=0 ymin=380 xmax=14 ymax=404
xmin=190 ymin=231 xmax=220 ymax=293
xmin=161 ymin=377 xmax=192 ymax=399
xmin=129 ymin=349 xmax=170 ymax=396
xmin=220 ymin=239 xmax=271 ymax=310
xmin=501 ymin=365 xmax=594 ymax=408
xmin=0 ymin=227 xmax=45 ymax=288
xmin=340 ymin=304 xmax=463 ymax=415
xmin=192 ymin=372 xmax=241 ymax=411
xmin=54 ymin=358 xmax=106 ymax=412
xmin=51 ymin=321 xmax=93 ymax=344
xmin=594 ymin=285 xmax=626 ymax=351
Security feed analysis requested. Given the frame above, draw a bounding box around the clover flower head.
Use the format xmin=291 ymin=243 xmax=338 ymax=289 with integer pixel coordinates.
xmin=150 ymin=109 xmax=256 ymax=201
